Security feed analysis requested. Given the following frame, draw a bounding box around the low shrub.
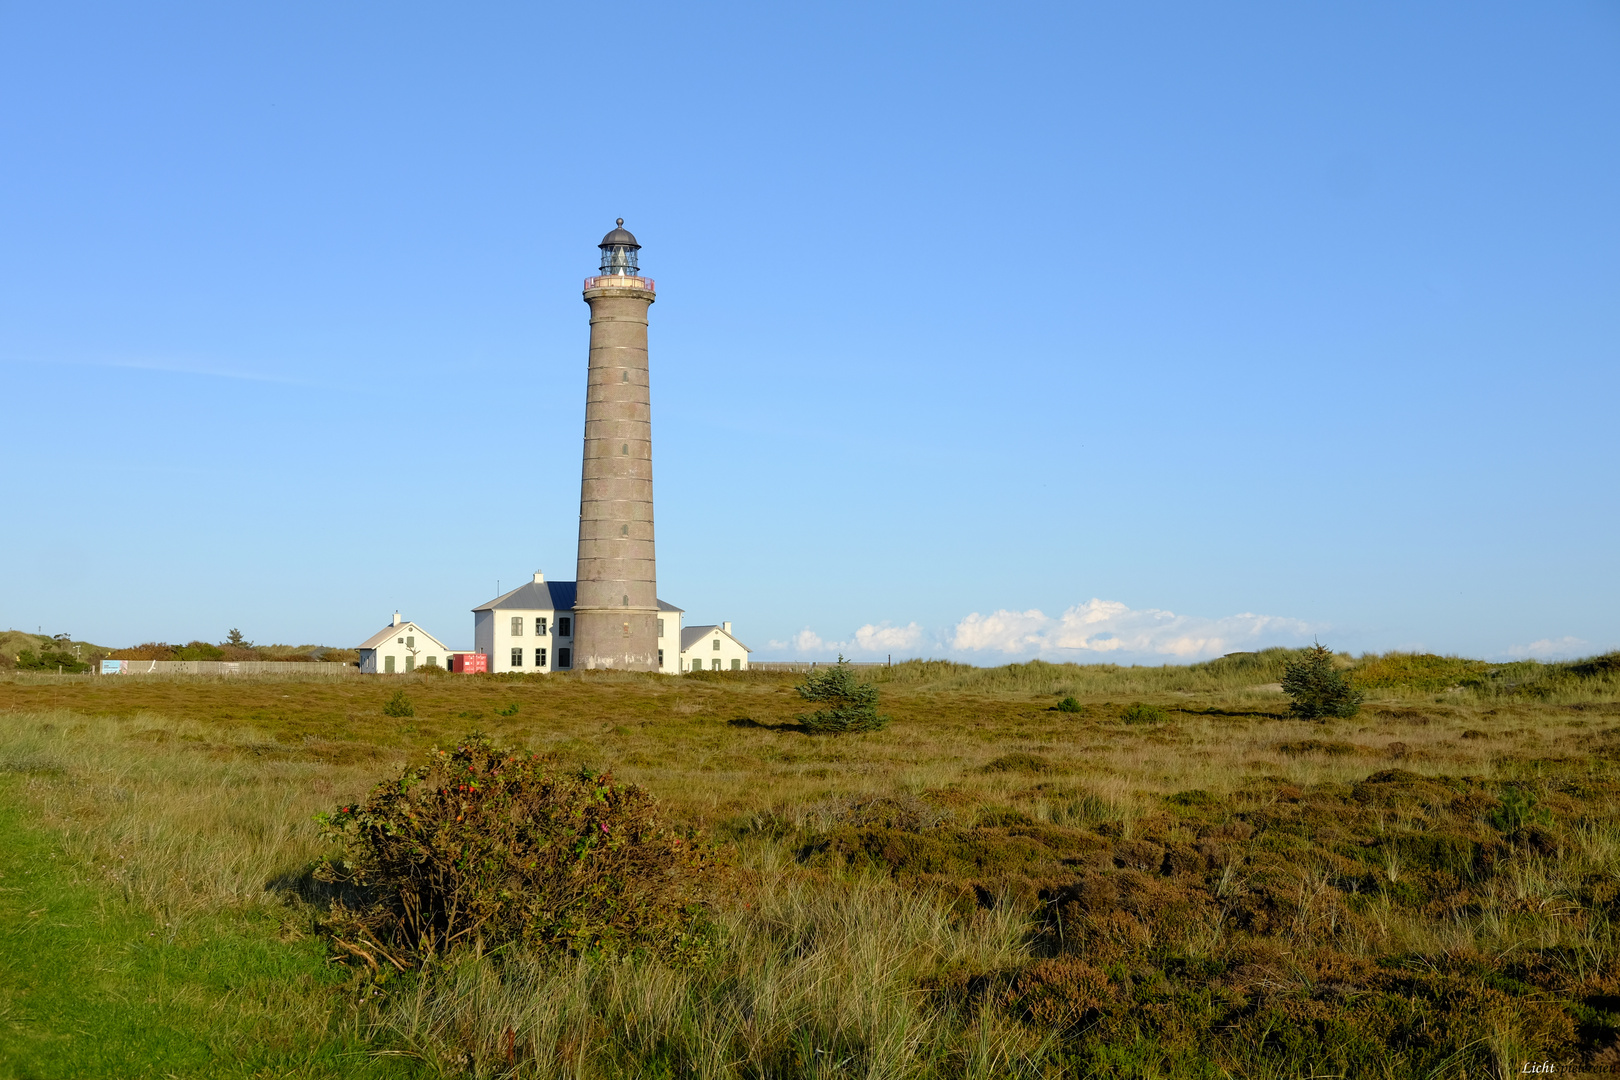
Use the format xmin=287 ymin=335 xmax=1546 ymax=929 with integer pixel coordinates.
xmin=1276 ymin=739 xmax=1360 ymax=757
xmin=382 ymin=690 xmax=415 ymax=718
xmin=316 ymin=733 xmax=720 ymax=962
xmin=14 ymin=648 xmax=89 ymax=674
xmin=1054 ymin=696 xmax=1083 ymax=713
xmin=1282 ymin=643 xmax=1363 ymax=720
xmin=795 ymin=657 xmax=890 ymax=734
xmin=175 ymin=640 xmax=225 ymax=661
xmin=1350 ymin=652 xmax=1491 ymax=692
xmin=1488 ymin=786 xmax=1553 ymax=833
xmin=1119 ymin=702 xmax=1168 ymax=724
xmin=982 ymin=752 xmax=1052 ymax=775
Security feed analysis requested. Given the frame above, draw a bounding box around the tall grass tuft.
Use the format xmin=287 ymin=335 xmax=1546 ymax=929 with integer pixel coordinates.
xmin=370 ymin=866 xmax=1033 ymax=1078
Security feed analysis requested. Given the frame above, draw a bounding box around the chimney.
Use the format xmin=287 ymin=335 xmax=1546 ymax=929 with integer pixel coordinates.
xmin=723 ymin=621 xmax=732 ymax=634
xmin=393 ymin=612 xmax=402 ymax=627
xmin=533 ymin=571 xmax=545 ymax=583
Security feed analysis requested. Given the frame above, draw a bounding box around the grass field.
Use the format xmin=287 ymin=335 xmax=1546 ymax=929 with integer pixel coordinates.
xmin=2 ymin=651 xmax=1618 ymax=1077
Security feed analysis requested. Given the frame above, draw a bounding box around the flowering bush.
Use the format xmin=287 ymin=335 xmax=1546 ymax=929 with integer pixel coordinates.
xmin=316 ymin=733 xmax=720 ymax=962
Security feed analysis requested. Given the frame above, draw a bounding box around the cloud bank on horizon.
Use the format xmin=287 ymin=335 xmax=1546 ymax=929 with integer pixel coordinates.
xmin=765 ymin=602 xmax=1613 ymax=666
xmin=767 ymin=598 xmax=1318 ymax=664
xmin=1505 ymin=637 xmax=1591 ymax=660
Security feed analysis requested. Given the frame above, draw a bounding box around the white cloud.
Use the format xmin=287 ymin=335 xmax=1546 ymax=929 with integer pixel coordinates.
xmin=854 ymin=622 xmax=923 ymax=652
xmin=951 ymin=598 xmax=1314 ymax=663
xmin=769 ymin=601 xmax=1312 ymax=664
xmin=769 ymin=622 xmax=924 ymax=658
xmin=1505 ymin=636 xmax=1590 ymax=660
xmin=765 ymin=628 xmax=830 ymax=653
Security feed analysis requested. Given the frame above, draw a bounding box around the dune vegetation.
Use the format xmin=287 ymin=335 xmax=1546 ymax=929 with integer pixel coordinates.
xmin=1 ymin=648 xmax=1618 ymax=1077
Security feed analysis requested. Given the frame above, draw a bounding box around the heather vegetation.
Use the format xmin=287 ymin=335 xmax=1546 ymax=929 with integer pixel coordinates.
xmin=1 ymin=646 xmax=1619 ymax=1077
xmin=0 ymin=626 xmax=359 ymax=669
xmin=108 ymin=639 xmax=360 ymax=663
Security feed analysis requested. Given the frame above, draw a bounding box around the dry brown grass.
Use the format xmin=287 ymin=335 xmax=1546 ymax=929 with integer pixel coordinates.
xmin=2 ymin=665 xmax=1609 ymax=827
xmin=3 ymin=659 xmax=1619 ymax=1077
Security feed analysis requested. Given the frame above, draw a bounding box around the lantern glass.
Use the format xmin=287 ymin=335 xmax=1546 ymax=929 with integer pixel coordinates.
xmin=599 ymin=244 xmax=639 ymax=276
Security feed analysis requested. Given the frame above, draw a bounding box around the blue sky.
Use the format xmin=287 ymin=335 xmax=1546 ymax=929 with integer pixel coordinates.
xmin=2 ymin=2 xmax=1616 ymax=663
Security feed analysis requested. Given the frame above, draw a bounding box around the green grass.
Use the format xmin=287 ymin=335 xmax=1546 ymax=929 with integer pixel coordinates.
xmin=0 ymin=778 xmax=419 ymax=1080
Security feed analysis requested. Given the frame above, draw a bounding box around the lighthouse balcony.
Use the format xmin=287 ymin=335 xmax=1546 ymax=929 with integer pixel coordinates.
xmin=584 ymin=274 xmax=655 ymax=292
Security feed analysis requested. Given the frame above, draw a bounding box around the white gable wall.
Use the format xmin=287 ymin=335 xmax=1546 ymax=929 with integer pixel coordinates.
xmin=360 ymin=622 xmax=452 ymax=674
xmin=485 ymin=607 xmax=572 ymax=673
xmin=680 ymin=627 xmax=750 ymax=673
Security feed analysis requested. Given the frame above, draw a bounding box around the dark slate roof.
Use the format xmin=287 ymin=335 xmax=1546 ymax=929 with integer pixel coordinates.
xmin=472 ymin=580 xmax=576 ymax=612
xmin=472 ymin=580 xmax=683 ymax=614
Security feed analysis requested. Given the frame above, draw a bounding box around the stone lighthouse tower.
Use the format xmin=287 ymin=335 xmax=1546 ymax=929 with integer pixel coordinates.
xmin=572 ymin=220 xmax=659 ymax=670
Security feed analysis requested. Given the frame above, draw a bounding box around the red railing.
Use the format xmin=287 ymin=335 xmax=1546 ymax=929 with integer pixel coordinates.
xmin=583 ymin=275 xmax=655 ymax=291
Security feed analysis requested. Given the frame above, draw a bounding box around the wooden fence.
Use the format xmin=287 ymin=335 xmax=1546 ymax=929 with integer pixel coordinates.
xmin=99 ymin=660 xmax=359 ymax=676
xmin=749 ymin=661 xmax=891 ymax=673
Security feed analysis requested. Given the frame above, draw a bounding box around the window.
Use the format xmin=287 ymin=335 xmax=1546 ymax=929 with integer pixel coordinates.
xmin=620 ymin=524 xmax=628 ymax=536
xmin=658 ymin=649 xmax=664 ymax=667
xmin=511 ymin=648 xmax=523 ymax=667
xmin=406 ymin=656 xmax=416 ymax=673
xmin=558 ymin=647 xmax=571 ymax=668
xmin=657 ymin=620 xmax=665 ymax=638
xmin=620 ymin=443 xmax=628 ymax=455
xmin=558 ymin=617 xmax=571 ymax=636
xmin=510 ymin=617 xmax=523 ymax=637
xmin=406 ymin=635 xmax=415 ymax=648
xmin=426 ymin=656 xmax=437 ymax=667
xmin=713 ymin=637 xmax=721 ymax=651
xmin=536 ymin=617 xmax=548 ymax=635
xmin=397 ymin=637 xmax=404 ymax=644
xmin=535 ymin=648 xmax=547 ymax=667
xmin=622 ymin=594 xmax=629 ymax=607
xmin=711 ymin=659 xmax=721 ymax=671
xmin=385 ymin=655 xmax=395 ymax=674
xmin=691 ymin=658 xmax=702 ymax=672
xmin=731 ymin=658 xmax=740 ymax=671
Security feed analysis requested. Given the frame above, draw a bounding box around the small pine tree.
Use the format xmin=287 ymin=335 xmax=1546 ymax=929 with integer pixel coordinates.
xmin=795 ymin=656 xmax=889 ymax=734
xmin=383 ymin=689 xmax=416 ymax=718
xmin=1281 ymin=643 xmax=1363 ymax=720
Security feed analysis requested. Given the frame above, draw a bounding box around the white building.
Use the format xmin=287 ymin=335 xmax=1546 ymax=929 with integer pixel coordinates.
xmin=359 ymin=613 xmax=453 ymax=674
xmin=473 ymin=572 xmax=686 ymax=674
xmin=679 ymin=622 xmax=752 ymax=672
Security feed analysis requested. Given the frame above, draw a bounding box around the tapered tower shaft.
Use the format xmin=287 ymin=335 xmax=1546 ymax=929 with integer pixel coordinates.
xmin=573 ymin=221 xmax=658 ymax=670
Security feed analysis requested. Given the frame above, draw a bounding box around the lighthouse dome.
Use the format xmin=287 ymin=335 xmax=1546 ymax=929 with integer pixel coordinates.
xmin=598 ymin=219 xmax=640 ymax=250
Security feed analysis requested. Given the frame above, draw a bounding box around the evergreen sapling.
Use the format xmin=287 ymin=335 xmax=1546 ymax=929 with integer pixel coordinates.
xmin=795 ymin=656 xmax=890 ymax=734
xmin=1281 ymin=643 xmax=1364 ymax=720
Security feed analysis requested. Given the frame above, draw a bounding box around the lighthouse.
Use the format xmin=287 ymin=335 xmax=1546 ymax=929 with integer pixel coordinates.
xmin=572 ymin=220 xmax=659 ymax=670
